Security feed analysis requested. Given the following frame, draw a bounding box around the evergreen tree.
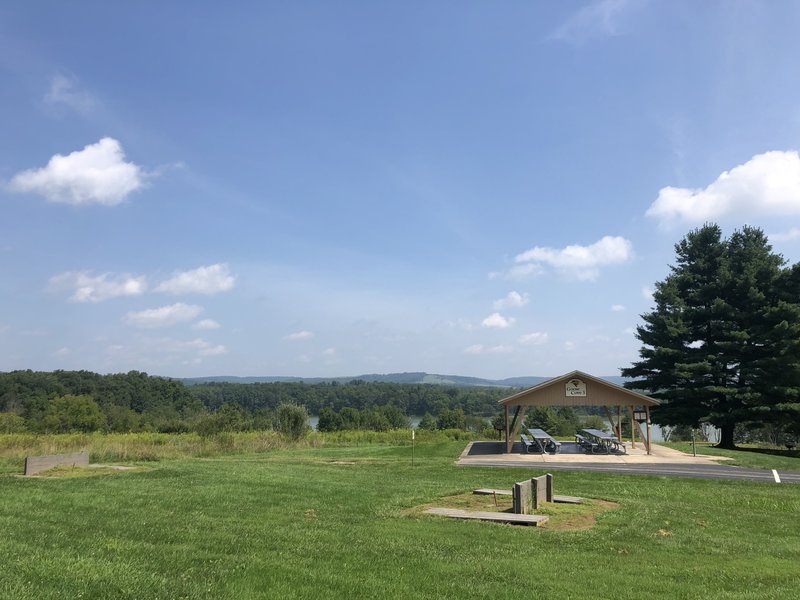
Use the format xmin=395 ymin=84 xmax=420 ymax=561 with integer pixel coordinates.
xmin=623 ymin=224 xmax=800 ymax=448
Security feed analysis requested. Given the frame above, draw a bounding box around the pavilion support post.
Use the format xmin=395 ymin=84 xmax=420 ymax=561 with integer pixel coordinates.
xmin=504 ymin=404 xmax=511 ymax=453
xmin=645 ymin=406 xmax=652 ymax=455
xmin=628 ymin=406 xmax=636 ymax=449
xmin=602 ymin=406 xmax=617 ymax=438
xmin=617 ymin=405 xmax=622 ymax=440
xmin=508 ymin=405 xmax=530 ymax=453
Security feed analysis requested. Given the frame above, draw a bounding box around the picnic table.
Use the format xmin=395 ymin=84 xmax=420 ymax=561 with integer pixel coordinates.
xmin=578 ymin=428 xmax=626 ymax=454
xmin=522 ymin=428 xmax=562 ymax=454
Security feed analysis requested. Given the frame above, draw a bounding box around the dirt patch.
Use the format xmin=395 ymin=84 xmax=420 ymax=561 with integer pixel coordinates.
xmin=406 ymin=492 xmax=618 ymax=531
xmin=26 ymin=465 xmax=148 ymax=478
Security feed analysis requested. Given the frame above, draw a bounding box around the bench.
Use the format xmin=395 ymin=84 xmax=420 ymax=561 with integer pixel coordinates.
xmin=521 ymin=434 xmax=537 ymax=453
xmin=575 ymin=433 xmax=599 ymax=453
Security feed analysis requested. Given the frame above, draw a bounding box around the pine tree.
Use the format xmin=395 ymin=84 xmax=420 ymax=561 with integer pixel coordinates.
xmin=623 ymin=224 xmax=800 ymax=448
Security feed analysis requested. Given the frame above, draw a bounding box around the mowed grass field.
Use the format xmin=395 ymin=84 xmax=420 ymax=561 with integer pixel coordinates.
xmin=1 ymin=436 xmax=799 ymax=599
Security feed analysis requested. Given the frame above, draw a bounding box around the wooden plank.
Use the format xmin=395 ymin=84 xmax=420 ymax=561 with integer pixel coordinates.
xmin=513 ymin=480 xmax=533 ymax=514
xmin=553 ymin=495 xmax=584 ymax=504
xmin=425 ymin=507 xmax=548 ymax=526
xmin=473 ymin=488 xmax=512 ymax=496
xmin=24 ymin=451 xmax=89 ymax=476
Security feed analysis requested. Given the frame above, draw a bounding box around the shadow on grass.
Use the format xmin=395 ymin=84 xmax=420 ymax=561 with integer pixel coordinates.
xmin=724 ymin=446 xmax=800 ymax=459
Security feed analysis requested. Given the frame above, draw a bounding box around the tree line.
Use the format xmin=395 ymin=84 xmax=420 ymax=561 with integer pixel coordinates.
xmin=0 ymin=369 xmax=513 ymax=434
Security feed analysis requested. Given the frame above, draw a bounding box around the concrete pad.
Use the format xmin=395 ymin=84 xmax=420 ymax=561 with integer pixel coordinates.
xmin=458 ymin=441 xmax=732 ymax=467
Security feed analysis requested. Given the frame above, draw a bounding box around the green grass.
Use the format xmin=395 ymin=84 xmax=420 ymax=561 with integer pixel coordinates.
xmin=661 ymin=441 xmax=800 ymax=470
xmin=1 ymin=438 xmax=799 ymax=599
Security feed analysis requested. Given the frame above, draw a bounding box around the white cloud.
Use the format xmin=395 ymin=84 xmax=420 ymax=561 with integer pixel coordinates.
xmin=53 ymin=347 xmax=71 ymax=357
xmin=124 ymin=303 xmax=204 ymax=328
xmin=44 ymin=74 xmax=97 ymax=115
xmin=551 ymin=0 xmax=635 ymax=44
xmin=493 ymin=291 xmax=529 ymax=310
xmin=8 ymin=138 xmax=145 ymax=206
xmin=195 ymin=341 xmax=228 ymax=356
xmin=284 ymin=330 xmax=314 ymax=341
xmin=513 ymin=236 xmax=633 ymax=281
xmin=49 ymin=271 xmax=147 ymax=303
xmin=322 ymin=347 xmax=336 ymax=357
xmin=611 ymin=304 xmax=626 ymax=312
xmin=193 ymin=319 xmax=221 ymax=330
xmin=463 ymin=344 xmax=513 ymax=355
xmin=156 ymin=337 xmax=227 ymax=357
xmin=646 ymin=151 xmax=800 ymax=226
xmin=481 ymin=313 xmax=515 ymax=329
xmin=155 ymin=263 xmax=236 ymax=295
xmin=519 ymin=332 xmax=549 ymax=345
xmin=769 ymin=227 xmax=800 ymax=242
xmin=488 ymin=345 xmax=513 ymax=354
xmin=505 ymin=263 xmax=546 ymax=280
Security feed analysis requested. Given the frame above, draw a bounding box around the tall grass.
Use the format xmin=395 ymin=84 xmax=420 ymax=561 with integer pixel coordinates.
xmin=0 ymin=429 xmax=474 ymax=473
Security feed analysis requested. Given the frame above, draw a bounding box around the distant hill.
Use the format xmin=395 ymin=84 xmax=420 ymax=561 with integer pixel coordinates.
xmin=182 ymin=372 xmax=627 ymax=388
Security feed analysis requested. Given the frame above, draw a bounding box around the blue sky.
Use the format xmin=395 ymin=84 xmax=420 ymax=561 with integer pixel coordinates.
xmin=3 ymin=1 xmax=800 ymax=379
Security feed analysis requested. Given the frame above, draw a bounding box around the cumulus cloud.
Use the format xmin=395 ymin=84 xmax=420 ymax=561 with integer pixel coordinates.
xmin=155 ymin=263 xmax=236 ymax=295
xmin=44 ymin=74 xmax=97 ymax=115
xmin=124 ymin=303 xmax=204 ymax=328
xmin=493 ymin=291 xmax=529 ymax=310
xmin=463 ymin=344 xmax=513 ymax=355
xmin=646 ymin=151 xmax=800 ymax=226
xmin=8 ymin=138 xmax=145 ymax=206
xmin=151 ymin=337 xmax=226 ymax=357
xmin=49 ymin=271 xmax=147 ymax=303
xmin=551 ymin=0 xmax=636 ymax=44
xmin=513 ymin=236 xmax=633 ymax=281
xmin=519 ymin=332 xmax=549 ymax=345
xmin=284 ymin=330 xmax=314 ymax=341
xmin=481 ymin=313 xmax=515 ymax=329
xmin=193 ymin=319 xmax=221 ymax=330
xmin=611 ymin=304 xmax=626 ymax=312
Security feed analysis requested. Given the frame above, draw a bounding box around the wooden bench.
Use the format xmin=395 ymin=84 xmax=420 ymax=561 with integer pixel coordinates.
xmin=425 ymin=507 xmax=548 ymax=526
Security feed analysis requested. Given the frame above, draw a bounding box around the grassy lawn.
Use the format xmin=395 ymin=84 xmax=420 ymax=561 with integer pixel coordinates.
xmin=1 ymin=437 xmax=799 ymax=599
xmin=660 ymin=441 xmax=800 ymax=471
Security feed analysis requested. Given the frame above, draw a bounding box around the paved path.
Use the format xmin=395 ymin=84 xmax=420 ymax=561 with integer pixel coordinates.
xmin=458 ymin=442 xmax=800 ymax=484
xmin=460 ymin=459 xmax=800 ymax=483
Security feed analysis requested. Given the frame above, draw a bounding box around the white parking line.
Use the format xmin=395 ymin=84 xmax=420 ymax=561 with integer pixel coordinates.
xmin=772 ymin=469 xmax=781 ymax=483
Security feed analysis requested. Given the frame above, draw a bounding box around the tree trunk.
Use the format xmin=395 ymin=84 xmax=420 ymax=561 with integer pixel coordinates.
xmin=717 ymin=424 xmax=736 ymax=449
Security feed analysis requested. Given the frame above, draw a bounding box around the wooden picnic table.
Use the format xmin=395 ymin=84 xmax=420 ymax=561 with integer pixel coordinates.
xmin=579 ymin=428 xmax=626 ymax=454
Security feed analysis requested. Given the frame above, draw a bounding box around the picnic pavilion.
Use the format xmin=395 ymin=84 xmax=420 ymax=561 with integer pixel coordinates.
xmin=499 ymin=370 xmax=659 ymax=454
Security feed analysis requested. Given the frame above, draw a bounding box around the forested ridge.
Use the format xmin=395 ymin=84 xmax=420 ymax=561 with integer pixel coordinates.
xmin=0 ymin=369 xmax=513 ymax=434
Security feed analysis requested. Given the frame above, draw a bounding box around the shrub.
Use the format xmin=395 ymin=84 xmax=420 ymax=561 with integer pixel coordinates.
xmin=43 ymin=395 xmax=104 ymax=433
xmin=275 ymin=404 xmax=309 ymax=440
xmin=0 ymin=413 xmax=27 ymax=434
